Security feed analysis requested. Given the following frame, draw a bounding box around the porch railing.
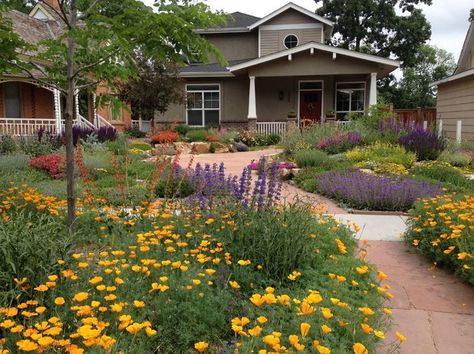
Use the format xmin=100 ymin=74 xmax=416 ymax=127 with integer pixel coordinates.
xmin=97 ymin=114 xmax=115 ymax=129
xmin=257 ymin=122 xmax=288 ymax=136
xmin=131 ymin=120 xmax=152 ymax=133
xmin=0 ymin=118 xmax=57 ymax=136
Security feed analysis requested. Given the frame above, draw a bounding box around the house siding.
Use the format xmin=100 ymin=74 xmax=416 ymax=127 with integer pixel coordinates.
xmin=260 ymin=28 xmax=322 ymax=56
xmin=437 ymin=75 xmax=474 ymax=139
xmin=204 ymin=32 xmax=258 ymax=62
xmin=265 ymin=9 xmax=318 ymax=25
xmin=0 ymin=82 xmax=54 ymax=119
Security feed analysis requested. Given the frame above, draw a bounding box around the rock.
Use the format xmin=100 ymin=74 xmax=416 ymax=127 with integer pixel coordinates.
xmin=191 ymin=142 xmax=211 ymax=154
xmin=173 ymin=142 xmax=192 ymax=154
xmin=233 ymin=142 xmax=249 ymax=152
xmin=213 ymin=142 xmax=229 ymax=153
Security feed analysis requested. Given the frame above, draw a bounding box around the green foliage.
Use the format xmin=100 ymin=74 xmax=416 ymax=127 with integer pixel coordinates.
xmin=405 ymin=195 xmax=473 ymax=285
xmin=106 ymin=134 xmax=129 ymax=155
xmin=129 ymin=141 xmax=151 ymax=152
xmin=19 ymin=137 xmax=59 ymax=157
xmin=410 ymin=162 xmax=474 ymax=192
xmin=0 ymin=135 xmax=17 ymax=154
xmin=125 ymin=126 xmax=147 ymax=138
xmin=282 ymin=124 xmax=341 ymax=154
xmin=0 ymin=210 xmax=71 ymax=305
xmin=255 ymin=133 xmax=282 ymax=146
xmin=238 ymin=130 xmax=257 ymax=147
xmin=346 ymin=143 xmax=417 ymax=168
xmin=174 ymin=124 xmax=190 ymax=136
xmin=316 ymin=0 xmax=432 ymax=67
xmin=438 ymin=151 xmax=472 ymax=168
xmin=186 ymin=129 xmax=208 ymax=142
xmin=294 ymin=150 xmax=330 ymax=168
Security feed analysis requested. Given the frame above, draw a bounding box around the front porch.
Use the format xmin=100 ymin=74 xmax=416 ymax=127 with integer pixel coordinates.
xmin=0 ymin=79 xmax=115 ymax=136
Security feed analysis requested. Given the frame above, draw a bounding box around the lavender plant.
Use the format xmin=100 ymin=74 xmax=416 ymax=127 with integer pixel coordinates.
xmin=399 ymin=128 xmax=446 ymax=161
xmin=317 ymin=170 xmax=443 ymax=211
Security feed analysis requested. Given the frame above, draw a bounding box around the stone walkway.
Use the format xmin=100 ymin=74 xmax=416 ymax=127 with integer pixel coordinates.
xmin=179 ymin=148 xmax=474 ymax=354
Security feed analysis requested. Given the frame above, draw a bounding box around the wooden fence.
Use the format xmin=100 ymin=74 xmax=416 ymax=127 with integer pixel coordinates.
xmin=388 ymin=107 xmax=437 ymax=127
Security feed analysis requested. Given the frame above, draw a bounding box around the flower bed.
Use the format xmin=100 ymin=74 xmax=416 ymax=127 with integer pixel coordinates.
xmin=29 ymin=153 xmax=65 ymax=179
xmin=0 ymin=186 xmax=406 ymax=353
xmin=404 ymin=194 xmax=473 ymax=284
xmin=316 ymin=170 xmax=443 ymax=211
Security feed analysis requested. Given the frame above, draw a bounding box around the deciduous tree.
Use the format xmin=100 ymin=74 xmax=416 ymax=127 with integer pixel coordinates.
xmin=0 ymin=0 xmax=225 ymax=230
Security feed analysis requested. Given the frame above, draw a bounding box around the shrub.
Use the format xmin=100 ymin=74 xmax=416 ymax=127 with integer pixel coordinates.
xmin=238 ymin=130 xmax=257 ymax=147
xmin=346 ymin=142 xmax=417 ymax=168
xmin=355 ymin=161 xmax=408 ymax=175
xmin=399 ymin=128 xmax=446 ymax=161
xmin=317 ymin=131 xmax=362 ymax=154
xmin=174 ymin=124 xmax=190 ymax=136
xmin=438 ymin=151 xmax=472 ymax=168
xmin=254 ymin=133 xmax=281 ymax=146
xmin=29 ymin=153 xmax=65 ymax=179
xmin=154 ymin=166 xmax=195 ymax=198
xmin=125 ymin=126 xmax=147 ymax=138
xmin=129 ymin=141 xmax=152 ymax=151
xmin=405 ymin=195 xmax=473 ymax=284
xmin=410 ymin=162 xmax=473 ymax=192
xmin=150 ymin=130 xmax=180 ymax=144
xmin=377 ymin=117 xmax=416 ymax=144
xmin=0 ymin=135 xmax=17 ymax=154
xmin=106 ymin=134 xmax=129 ymax=155
xmin=317 ymin=170 xmax=443 ymax=211
xmin=97 ymin=126 xmax=118 ymax=142
xmin=282 ymin=123 xmax=340 ymax=153
xmin=72 ymin=126 xmax=96 ymax=145
xmin=205 ymin=134 xmax=221 ymax=143
xmin=186 ymin=129 xmax=208 ymax=143
xmin=19 ymin=136 xmax=59 ymax=157
xmin=294 ymin=149 xmax=330 ymax=168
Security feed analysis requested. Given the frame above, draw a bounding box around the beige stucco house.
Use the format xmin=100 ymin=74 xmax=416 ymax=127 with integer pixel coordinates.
xmin=159 ymin=2 xmax=400 ymax=131
xmin=433 ymin=21 xmax=474 ymax=140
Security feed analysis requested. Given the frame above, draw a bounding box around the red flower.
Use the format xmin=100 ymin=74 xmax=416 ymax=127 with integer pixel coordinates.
xmin=29 ymin=154 xmax=65 ymax=179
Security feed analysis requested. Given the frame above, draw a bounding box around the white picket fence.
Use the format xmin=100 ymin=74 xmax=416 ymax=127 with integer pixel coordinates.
xmin=257 ymin=122 xmax=288 ymax=136
xmin=131 ymin=120 xmax=152 ymax=133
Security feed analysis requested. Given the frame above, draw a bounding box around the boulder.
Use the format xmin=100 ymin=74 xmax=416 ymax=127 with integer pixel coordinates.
xmin=233 ymin=142 xmax=249 ymax=152
xmin=191 ymin=142 xmax=211 ymax=154
xmin=213 ymin=142 xmax=229 ymax=153
xmin=173 ymin=142 xmax=192 ymax=154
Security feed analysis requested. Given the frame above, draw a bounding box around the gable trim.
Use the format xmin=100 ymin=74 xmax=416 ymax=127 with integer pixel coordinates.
xmin=260 ymin=23 xmax=323 ymax=31
xmin=29 ymin=4 xmax=55 ymax=21
xmin=248 ymin=2 xmax=334 ymax=30
xmin=228 ymin=42 xmax=400 ymax=71
xmin=432 ymin=68 xmax=474 ymax=86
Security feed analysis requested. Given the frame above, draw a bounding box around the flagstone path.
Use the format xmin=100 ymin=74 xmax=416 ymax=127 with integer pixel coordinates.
xmin=179 ymin=148 xmax=474 ymax=354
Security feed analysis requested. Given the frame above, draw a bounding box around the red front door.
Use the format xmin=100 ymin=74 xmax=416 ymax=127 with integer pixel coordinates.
xmin=300 ymin=91 xmax=322 ymax=126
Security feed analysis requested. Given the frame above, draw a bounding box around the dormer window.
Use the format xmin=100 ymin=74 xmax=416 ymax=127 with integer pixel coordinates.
xmin=284 ymin=34 xmax=299 ymax=49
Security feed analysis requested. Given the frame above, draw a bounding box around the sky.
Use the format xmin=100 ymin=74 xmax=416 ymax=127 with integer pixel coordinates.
xmin=144 ymin=0 xmax=473 ymax=61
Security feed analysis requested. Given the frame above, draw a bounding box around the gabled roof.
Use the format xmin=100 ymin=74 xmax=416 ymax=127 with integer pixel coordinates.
xmin=432 ymin=68 xmax=474 ymax=86
xmin=196 ymin=12 xmax=260 ymax=34
xmin=228 ymin=42 xmax=400 ymax=72
xmin=248 ymin=2 xmax=334 ymax=30
xmin=456 ymin=22 xmax=474 ymax=74
xmin=180 ymin=59 xmax=252 ymax=77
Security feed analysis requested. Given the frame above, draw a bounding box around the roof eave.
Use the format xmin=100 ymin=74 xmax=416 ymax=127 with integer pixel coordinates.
xmin=196 ymin=27 xmax=251 ymax=34
xmin=432 ymin=68 xmax=474 ymax=86
xmin=180 ymin=72 xmax=234 ymax=78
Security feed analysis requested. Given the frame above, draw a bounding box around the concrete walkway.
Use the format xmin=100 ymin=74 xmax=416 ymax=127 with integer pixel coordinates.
xmin=179 ymin=149 xmax=474 ymax=354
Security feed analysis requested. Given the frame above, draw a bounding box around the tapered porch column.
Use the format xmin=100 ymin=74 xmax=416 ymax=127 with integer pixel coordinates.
xmin=247 ymin=76 xmax=257 ymax=131
xmin=369 ymin=72 xmax=377 ymax=107
xmin=53 ymin=89 xmax=62 ymax=133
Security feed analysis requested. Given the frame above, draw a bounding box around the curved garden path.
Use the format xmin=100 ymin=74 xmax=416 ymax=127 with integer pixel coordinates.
xmin=178 ymin=148 xmax=474 ymax=354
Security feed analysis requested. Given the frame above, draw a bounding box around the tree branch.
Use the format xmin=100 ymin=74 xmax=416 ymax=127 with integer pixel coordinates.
xmin=8 ymin=60 xmax=66 ymax=94
xmin=40 ymin=0 xmax=69 ymax=27
xmin=73 ymin=49 xmax=119 ymax=79
xmin=76 ymin=79 xmax=101 ymax=91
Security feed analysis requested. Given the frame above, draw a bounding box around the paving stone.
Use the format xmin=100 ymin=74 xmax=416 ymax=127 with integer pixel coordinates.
xmin=431 ymin=312 xmax=474 ymax=354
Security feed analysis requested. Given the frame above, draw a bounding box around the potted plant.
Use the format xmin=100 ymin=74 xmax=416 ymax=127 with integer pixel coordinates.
xmin=287 ymin=110 xmax=297 ymax=119
xmin=326 ymin=110 xmax=336 ymax=120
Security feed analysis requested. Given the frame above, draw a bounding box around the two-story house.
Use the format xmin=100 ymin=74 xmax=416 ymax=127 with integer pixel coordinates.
xmin=433 ymin=21 xmax=474 ymax=140
xmin=159 ymin=2 xmax=400 ymax=131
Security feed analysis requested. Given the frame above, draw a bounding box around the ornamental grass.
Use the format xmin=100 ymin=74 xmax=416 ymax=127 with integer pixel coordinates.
xmin=0 ymin=186 xmax=407 ymax=353
xmin=405 ymin=194 xmax=474 ymax=284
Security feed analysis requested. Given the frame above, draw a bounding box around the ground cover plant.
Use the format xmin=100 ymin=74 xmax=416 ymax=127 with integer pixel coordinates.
xmin=316 ymin=170 xmax=443 ymax=211
xmin=0 ymin=183 xmax=406 ymax=353
xmin=404 ymin=194 xmax=473 ymax=284
xmin=410 ymin=162 xmax=474 ymax=193
xmin=345 ymin=143 xmax=416 ymax=169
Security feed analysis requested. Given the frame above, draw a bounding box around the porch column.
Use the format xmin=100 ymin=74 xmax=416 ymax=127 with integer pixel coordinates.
xmin=92 ymin=93 xmax=99 ymax=127
xmin=369 ymin=72 xmax=377 ymax=107
xmin=74 ymin=90 xmax=80 ymax=122
xmin=247 ymin=76 xmax=257 ymax=131
xmin=53 ymin=88 xmax=62 ymax=133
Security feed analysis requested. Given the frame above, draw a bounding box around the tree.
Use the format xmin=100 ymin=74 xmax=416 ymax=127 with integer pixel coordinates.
xmin=117 ymin=57 xmax=185 ymax=130
xmin=470 ymin=8 xmax=474 ymax=22
xmin=379 ymin=45 xmax=456 ymax=108
xmin=315 ymin=0 xmax=432 ymax=67
xmin=2 ymin=0 xmax=36 ymax=13
xmin=0 ymin=0 xmax=225 ymax=230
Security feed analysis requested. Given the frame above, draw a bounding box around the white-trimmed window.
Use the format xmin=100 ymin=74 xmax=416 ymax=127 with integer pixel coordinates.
xmin=3 ymin=82 xmax=22 ymax=118
xmin=335 ymin=82 xmax=366 ymax=120
xmin=186 ymin=84 xmax=220 ymax=127
xmin=284 ymin=34 xmax=299 ymax=49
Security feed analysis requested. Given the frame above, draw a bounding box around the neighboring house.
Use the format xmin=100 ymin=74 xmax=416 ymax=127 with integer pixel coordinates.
xmin=433 ymin=21 xmax=474 ymax=140
xmin=0 ymin=0 xmax=130 ymax=136
xmin=158 ymin=2 xmax=400 ymax=132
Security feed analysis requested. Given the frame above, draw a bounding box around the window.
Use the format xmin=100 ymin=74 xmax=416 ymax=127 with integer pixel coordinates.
xmin=3 ymin=82 xmax=21 ymax=118
xmin=186 ymin=84 xmax=220 ymax=127
xmin=284 ymin=34 xmax=299 ymax=49
xmin=335 ymin=82 xmax=366 ymax=120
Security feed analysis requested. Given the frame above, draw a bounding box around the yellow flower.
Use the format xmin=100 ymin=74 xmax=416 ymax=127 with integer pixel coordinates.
xmin=377 ymin=271 xmax=387 ymax=281
xmin=257 ymin=316 xmax=268 ymax=324
xmin=145 ymin=327 xmax=157 ymax=337
xmin=248 ymin=325 xmax=262 ymax=337
xmin=383 ymin=308 xmax=393 ymax=315
xmin=359 ymin=307 xmax=375 ymax=316
xmin=0 ymin=319 xmax=15 ymax=329
xmin=237 ymin=259 xmax=251 ymax=266
xmin=73 ymin=292 xmax=89 ymax=302
xmin=321 ymin=324 xmax=332 ymax=334
xmin=457 ymin=252 xmax=468 ymax=260
xmin=250 ymin=294 xmax=265 ymax=307
xmin=361 ymin=323 xmax=373 ymax=334
xmin=16 ymin=339 xmax=39 ymax=352
xmin=54 ymin=297 xmax=65 ymax=306
xmin=300 ymin=322 xmax=311 ymax=337
xmin=194 ymin=341 xmax=209 ymax=352
xmin=356 ymin=266 xmax=369 ymax=274
xmin=133 ymin=300 xmax=145 ymax=308
xmin=277 ymin=294 xmax=291 ymax=305
xmin=298 ymin=302 xmax=315 ymax=316
xmin=321 ymin=307 xmax=333 ymax=319
xmin=263 ymin=334 xmax=280 ymax=347
xmin=374 ymin=330 xmax=385 ymax=339
xmin=353 ymin=342 xmax=368 ymax=354
xmin=229 ymin=281 xmax=240 ymax=289
xmin=316 ymin=345 xmax=331 ymax=354
xmin=396 ymin=331 xmax=407 ymax=342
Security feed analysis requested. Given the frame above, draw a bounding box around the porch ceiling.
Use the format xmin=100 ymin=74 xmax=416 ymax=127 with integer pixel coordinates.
xmin=228 ymin=42 xmax=399 ymax=78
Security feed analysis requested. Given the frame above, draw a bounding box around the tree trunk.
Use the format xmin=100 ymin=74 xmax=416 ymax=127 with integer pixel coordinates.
xmin=65 ymin=0 xmax=77 ymax=233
